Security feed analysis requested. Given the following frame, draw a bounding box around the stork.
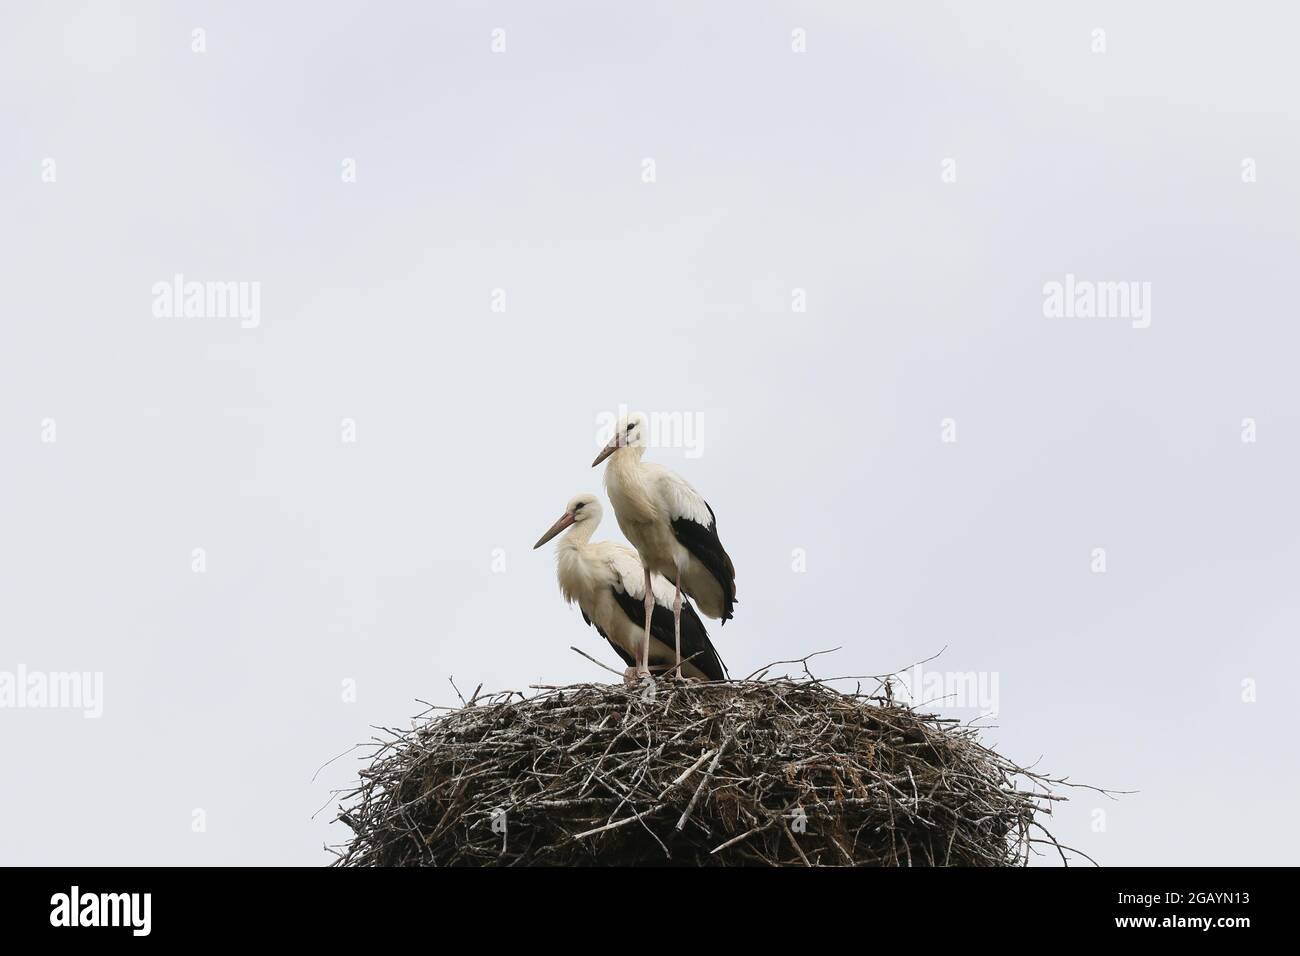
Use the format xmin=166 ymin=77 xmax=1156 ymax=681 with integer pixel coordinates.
xmin=533 ymin=493 xmax=727 ymax=683
xmin=592 ymin=413 xmax=737 ymax=678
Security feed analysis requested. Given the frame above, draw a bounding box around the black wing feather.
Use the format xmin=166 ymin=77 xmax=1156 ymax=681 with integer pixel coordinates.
xmin=670 ymin=501 xmax=738 ymax=623
xmin=582 ymin=610 xmax=635 ymax=668
xmin=610 ymin=589 xmax=728 ymax=681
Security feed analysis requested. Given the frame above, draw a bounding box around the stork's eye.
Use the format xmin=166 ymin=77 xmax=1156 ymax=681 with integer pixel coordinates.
xmin=626 ymin=423 xmax=635 ymax=433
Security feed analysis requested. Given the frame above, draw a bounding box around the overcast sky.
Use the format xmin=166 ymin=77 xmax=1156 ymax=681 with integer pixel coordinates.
xmin=2 ymin=1 xmax=1297 ymax=866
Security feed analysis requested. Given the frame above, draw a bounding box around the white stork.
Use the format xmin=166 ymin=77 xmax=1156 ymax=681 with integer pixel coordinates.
xmin=592 ymin=413 xmax=737 ymax=677
xmin=533 ymin=493 xmax=727 ymax=682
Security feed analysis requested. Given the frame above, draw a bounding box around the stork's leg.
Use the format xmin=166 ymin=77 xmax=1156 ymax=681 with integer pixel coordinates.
xmin=673 ymin=568 xmax=683 ymax=678
xmin=640 ymin=566 xmax=654 ymax=680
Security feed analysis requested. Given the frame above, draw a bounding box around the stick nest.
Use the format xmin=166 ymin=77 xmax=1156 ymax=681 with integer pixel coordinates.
xmin=329 ymin=674 xmax=1088 ymax=867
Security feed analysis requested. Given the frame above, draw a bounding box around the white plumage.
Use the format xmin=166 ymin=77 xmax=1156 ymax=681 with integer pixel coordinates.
xmin=592 ymin=413 xmax=738 ymax=675
xmin=533 ymin=493 xmax=726 ymax=682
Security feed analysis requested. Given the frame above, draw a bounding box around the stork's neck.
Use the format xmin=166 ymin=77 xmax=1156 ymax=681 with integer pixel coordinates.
xmin=606 ymin=445 xmax=647 ymax=485
xmin=559 ymin=518 xmax=598 ymax=549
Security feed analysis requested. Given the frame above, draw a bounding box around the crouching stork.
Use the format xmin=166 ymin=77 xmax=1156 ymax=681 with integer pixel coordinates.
xmin=533 ymin=493 xmax=726 ymax=682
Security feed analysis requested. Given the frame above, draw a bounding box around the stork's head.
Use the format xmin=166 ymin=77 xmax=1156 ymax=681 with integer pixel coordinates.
xmin=533 ymin=493 xmax=602 ymax=549
xmin=592 ymin=412 xmax=647 ymax=467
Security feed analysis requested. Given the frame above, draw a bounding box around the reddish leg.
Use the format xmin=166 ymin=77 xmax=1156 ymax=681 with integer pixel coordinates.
xmin=640 ymin=566 xmax=654 ymax=680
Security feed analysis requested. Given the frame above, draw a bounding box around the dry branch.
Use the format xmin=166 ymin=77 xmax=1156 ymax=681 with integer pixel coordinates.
xmin=328 ymin=669 xmax=1102 ymax=867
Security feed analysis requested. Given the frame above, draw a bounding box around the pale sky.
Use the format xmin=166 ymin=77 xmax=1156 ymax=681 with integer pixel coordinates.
xmin=2 ymin=1 xmax=1297 ymax=865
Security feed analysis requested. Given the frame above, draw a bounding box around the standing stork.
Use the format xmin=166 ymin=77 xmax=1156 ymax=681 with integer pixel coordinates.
xmin=533 ymin=493 xmax=727 ymax=682
xmin=592 ymin=413 xmax=737 ymax=678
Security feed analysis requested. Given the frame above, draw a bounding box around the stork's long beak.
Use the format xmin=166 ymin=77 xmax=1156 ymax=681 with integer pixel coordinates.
xmin=533 ymin=511 xmax=576 ymax=549
xmin=592 ymin=437 xmax=619 ymax=467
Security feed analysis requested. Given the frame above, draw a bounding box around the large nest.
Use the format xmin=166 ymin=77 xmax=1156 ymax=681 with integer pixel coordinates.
xmin=328 ymin=664 xmax=1096 ymax=866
